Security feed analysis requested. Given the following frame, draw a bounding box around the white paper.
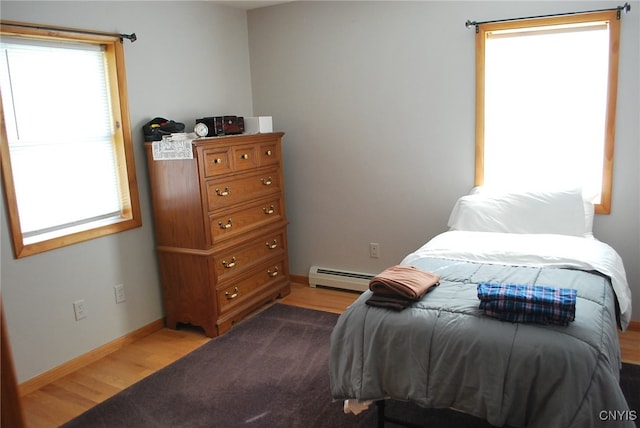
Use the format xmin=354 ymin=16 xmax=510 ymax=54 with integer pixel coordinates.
xmin=152 ymin=134 xmax=194 ymax=160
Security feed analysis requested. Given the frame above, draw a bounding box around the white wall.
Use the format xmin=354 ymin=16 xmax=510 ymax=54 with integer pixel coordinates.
xmin=0 ymin=1 xmax=255 ymax=383
xmin=247 ymin=1 xmax=640 ymax=318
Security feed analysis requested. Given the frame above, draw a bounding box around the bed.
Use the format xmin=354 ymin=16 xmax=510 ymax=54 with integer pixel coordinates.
xmin=329 ymin=188 xmax=633 ymax=428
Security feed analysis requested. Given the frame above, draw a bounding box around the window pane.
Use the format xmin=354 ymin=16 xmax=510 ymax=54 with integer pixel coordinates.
xmin=2 ymin=39 xmax=111 ymax=141
xmin=10 ymin=140 xmax=120 ymax=234
xmin=0 ymin=37 xmax=120 ymax=235
xmin=479 ymin=18 xmax=614 ymax=205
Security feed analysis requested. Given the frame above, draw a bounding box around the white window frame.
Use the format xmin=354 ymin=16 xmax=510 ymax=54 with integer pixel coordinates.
xmin=475 ymin=10 xmax=621 ymax=214
xmin=0 ymin=21 xmax=141 ymax=258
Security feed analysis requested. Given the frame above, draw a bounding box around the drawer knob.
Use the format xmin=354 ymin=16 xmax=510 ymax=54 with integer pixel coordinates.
xmin=261 ymin=176 xmax=273 ymax=186
xmin=218 ymin=219 xmax=233 ymax=229
xmin=225 ymin=287 xmax=239 ymax=300
xmin=268 ymin=267 xmax=279 ymax=277
xmin=216 ymin=187 xmax=230 ymax=197
xmin=241 ymin=154 xmax=249 ymax=160
xmin=263 ymin=205 xmax=275 ymax=215
xmin=266 ymin=239 xmax=278 ymax=249
xmin=222 ymin=257 xmax=237 ymax=268
xmin=212 ymin=158 xmax=222 ymax=164
xmin=265 ymin=150 xmax=273 ymax=156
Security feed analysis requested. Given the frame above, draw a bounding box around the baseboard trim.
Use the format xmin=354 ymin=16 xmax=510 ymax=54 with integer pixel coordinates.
xmin=290 ymin=274 xmax=308 ymax=285
xmin=18 ymin=318 xmax=165 ymax=396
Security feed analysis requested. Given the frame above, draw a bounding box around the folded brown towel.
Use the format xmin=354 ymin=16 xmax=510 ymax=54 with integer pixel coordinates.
xmin=365 ymin=294 xmax=414 ymax=311
xmin=368 ymin=265 xmax=440 ymax=300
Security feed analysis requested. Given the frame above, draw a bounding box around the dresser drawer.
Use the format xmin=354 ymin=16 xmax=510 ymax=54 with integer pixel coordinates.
xmin=216 ymin=259 xmax=285 ymax=313
xmin=202 ymin=147 xmax=232 ymax=177
xmin=258 ymin=142 xmax=279 ymax=167
xmin=213 ymin=229 xmax=286 ymax=281
xmin=210 ymin=197 xmax=284 ymax=243
xmin=232 ymin=144 xmax=258 ymax=171
xmin=205 ymin=167 xmax=280 ymax=212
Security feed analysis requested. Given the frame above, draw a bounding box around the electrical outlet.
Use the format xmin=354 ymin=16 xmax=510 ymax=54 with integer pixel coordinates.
xmin=369 ymin=242 xmax=380 ymax=258
xmin=73 ymin=300 xmax=87 ymax=321
xmin=114 ymin=284 xmax=126 ymax=304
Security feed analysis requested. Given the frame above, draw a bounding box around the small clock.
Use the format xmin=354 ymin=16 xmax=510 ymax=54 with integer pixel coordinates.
xmin=194 ymin=122 xmax=209 ymax=137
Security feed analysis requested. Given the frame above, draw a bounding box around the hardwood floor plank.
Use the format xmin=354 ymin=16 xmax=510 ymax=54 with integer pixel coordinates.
xmin=39 ymin=383 xmax=94 ymax=413
xmin=21 ymin=390 xmax=80 ymax=428
xmin=19 ymin=281 xmax=638 ymax=428
xmin=64 ymin=370 xmax=120 ymax=399
xmin=619 ymin=328 xmax=640 ymax=365
xmin=52 ymin=375 xmax=111 ymax=404
xmin=78 ymin=361 xmax=137 ymax=390
xmin=279 ymin=282 xmax=360 ymax=314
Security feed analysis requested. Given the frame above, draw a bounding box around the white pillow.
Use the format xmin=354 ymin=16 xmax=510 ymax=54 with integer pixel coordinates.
xmin=583 ymin=200 xmax=594 ymax=237
xmin=447 ymin=188 xmax=589 ymax=237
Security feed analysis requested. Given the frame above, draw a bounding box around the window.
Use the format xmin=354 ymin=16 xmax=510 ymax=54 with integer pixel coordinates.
xmin=475 ymin=10 xmax=621 ymax=214
xmin=0 ymin=22 xmax=141 ymax=258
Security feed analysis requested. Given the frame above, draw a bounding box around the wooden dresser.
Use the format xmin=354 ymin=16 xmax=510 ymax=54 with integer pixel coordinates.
xmin=144 ymin=132 xmax=291 ymax=337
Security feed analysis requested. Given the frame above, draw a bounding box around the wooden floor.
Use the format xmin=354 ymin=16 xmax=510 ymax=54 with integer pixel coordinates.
xmin=19 ymin=282 xmax=640 ymax=428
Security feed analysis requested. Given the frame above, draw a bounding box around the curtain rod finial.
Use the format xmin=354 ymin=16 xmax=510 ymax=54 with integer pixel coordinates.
xmin=617 ymin=3 xmax=630 ymax=19
xmin=120 ymin=33 xmax=137 ymax=43
xmin=465 ymin=20 xmax=479 ymax=33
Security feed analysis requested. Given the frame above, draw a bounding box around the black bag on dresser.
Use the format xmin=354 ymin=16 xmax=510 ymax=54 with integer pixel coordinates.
xmin=142 ymin=117 xmax=185 ymax=141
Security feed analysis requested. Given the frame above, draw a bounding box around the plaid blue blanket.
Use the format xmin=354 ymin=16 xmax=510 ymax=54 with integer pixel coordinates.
xmin=477 ymin=282 xmax=577 ymax=326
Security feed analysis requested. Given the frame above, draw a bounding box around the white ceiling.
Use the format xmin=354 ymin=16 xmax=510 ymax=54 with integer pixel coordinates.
xmin=212 ymin=0 xmax=294 ymax=10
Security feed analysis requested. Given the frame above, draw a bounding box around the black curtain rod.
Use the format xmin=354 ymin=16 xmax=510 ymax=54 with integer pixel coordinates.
xmin=466 ymin=2 xmax=631 ymax=33
xmin=1 ymin=22 xmax=137 ymax=43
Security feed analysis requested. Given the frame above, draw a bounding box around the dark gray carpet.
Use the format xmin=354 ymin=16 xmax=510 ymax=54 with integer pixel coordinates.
xmin=61 ymin=304 xmax=639 ymax=428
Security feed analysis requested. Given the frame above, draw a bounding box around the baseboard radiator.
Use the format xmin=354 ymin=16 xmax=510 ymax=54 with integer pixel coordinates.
xmin=308 ymin=265 xmax=374 ymax=292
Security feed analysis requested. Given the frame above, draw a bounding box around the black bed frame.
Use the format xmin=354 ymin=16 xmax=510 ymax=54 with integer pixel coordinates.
xmin=376 ymin=400 xmax=423 ymax=428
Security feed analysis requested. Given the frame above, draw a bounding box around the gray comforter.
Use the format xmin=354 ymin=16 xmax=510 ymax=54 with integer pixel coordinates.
xmin=329 ymin=257 xmax=632 ymax=427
